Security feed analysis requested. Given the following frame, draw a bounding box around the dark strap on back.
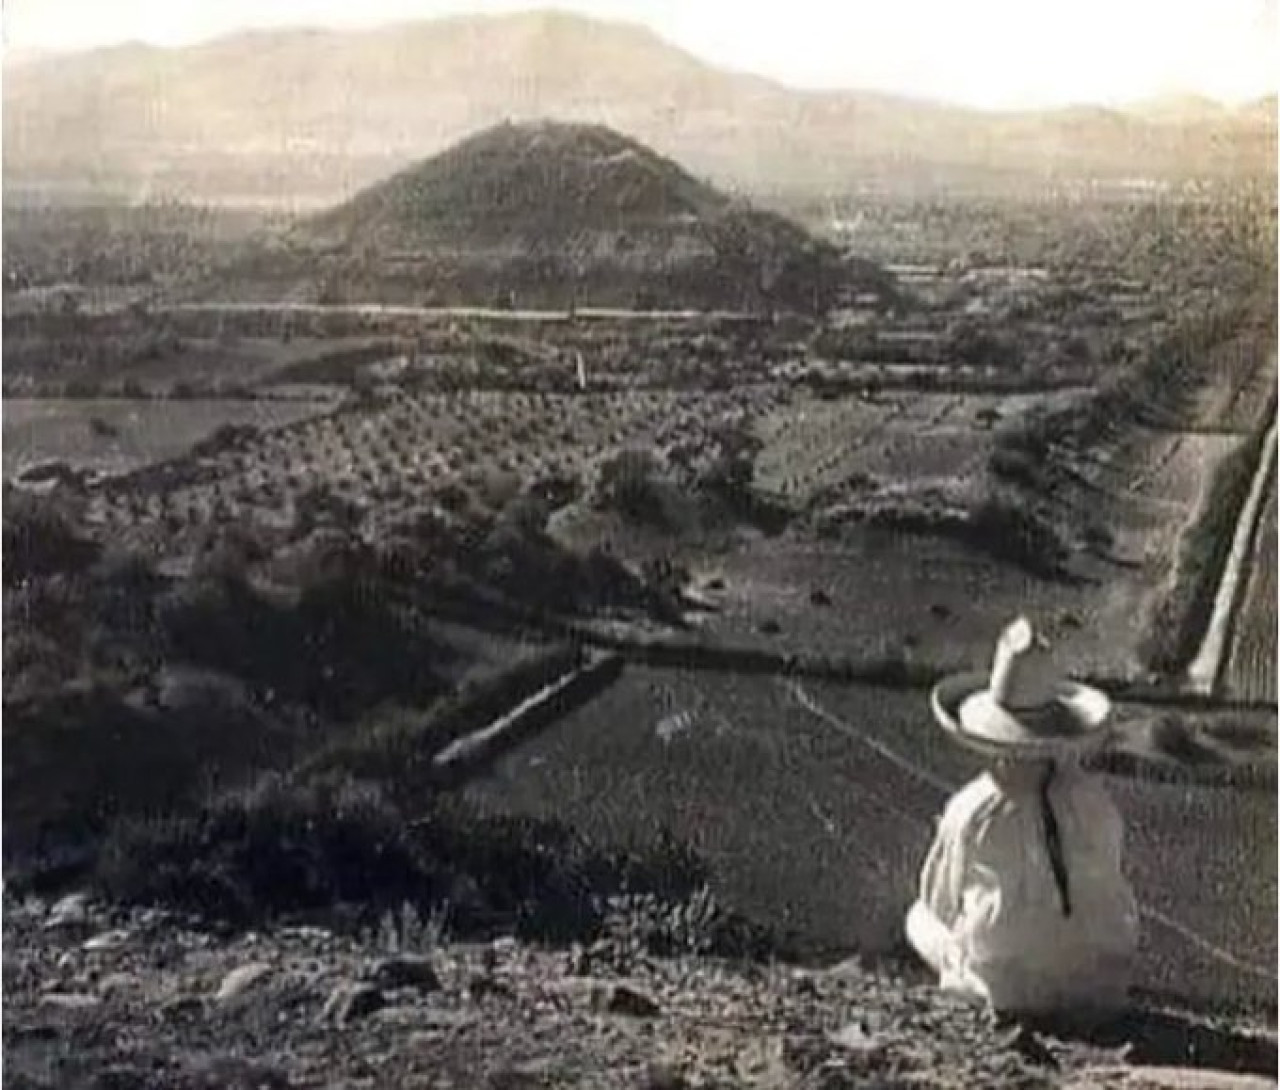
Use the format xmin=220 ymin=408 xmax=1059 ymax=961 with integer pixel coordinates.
xmin=1039 ymin=764 xmax=1072 ymax=917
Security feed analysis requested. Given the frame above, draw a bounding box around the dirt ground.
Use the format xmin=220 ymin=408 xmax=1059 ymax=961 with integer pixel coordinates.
xmin=5 ymin=897 xmax=1276 ymax=1090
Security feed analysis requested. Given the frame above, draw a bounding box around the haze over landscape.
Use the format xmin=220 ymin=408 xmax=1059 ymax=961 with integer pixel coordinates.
xmin=5 ymin=0 xmax=1277 ymax=108
xmin=3 ymin=3 xmax=1277 ymax=206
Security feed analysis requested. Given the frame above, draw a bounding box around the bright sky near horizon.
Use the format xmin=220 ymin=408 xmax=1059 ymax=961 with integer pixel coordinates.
xmin=3 ymin=0 xmax=1276 ymax=109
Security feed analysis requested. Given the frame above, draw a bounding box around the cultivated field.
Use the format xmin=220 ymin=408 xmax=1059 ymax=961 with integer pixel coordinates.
xmin=692 ymin=421 xmax=1242 ymax=685
xmin=3 ymin=397 xmax=334 ymax=478
xmin=82 ymin=385 xmax=782 ymax=543
xmin=689 ymin=536 xmax=1091 ymax=674
xmin=465 ymin=666 xmax=1277 ymax=1009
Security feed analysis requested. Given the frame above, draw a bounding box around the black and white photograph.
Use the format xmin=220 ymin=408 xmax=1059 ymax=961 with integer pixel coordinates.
xmin=2 ymin=1 xmax=1277 ymax=1086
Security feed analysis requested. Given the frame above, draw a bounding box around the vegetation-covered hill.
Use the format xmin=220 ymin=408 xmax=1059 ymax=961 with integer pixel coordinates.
xmin=232 ymin=122 xmax=879 ymax=312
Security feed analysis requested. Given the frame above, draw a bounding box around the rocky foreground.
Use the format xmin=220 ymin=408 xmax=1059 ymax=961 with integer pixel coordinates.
xmin=4 ymin=895 xmax=1276 ymax=1090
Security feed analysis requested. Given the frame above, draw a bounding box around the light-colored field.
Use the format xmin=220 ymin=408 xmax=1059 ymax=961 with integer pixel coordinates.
xmin=464 ymin=667 xmax=1276 ymax=1008
xmin=692 ymin=535 xmax=1130 ymax=680
xmin=753 ymin=390 xmax=1086 ymax=503
xmin=1222 ymin=473 xmax=1278 ymax=704
xmin=691 ymin=421 xmax=1248 ymax=686
xmin=2 ymin=398 xmax=334 ymax=477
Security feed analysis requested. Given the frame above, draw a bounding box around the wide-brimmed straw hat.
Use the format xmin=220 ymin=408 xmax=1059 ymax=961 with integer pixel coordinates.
xmin=931 ymin=616 xmax=1112 ymax=758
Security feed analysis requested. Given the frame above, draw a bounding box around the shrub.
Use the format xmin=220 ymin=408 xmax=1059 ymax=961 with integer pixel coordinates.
xmin=988 ymin=447 xmax=1043 ymax=490
xmin=95 ymin=773 xmax=429 ymax=924
xmin=158 ymin=561 xmax=447 ymax=720
xmin=90 ymin=769 xmax=777 ymax=955
xmin=966 ymin=497 xmax=1070 ymax=578
xmin=594 ymin=449 xmax=671 ymax=526
xmin=2 ymin=491 xmax=99 ymax=586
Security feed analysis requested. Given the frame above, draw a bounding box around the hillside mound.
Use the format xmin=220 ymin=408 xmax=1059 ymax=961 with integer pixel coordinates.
xmin=282 ymin=121 xmax=868 ymax=312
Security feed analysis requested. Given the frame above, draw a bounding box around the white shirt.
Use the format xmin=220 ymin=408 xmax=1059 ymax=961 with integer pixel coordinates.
xmin=906 ymin=763 xmax=1140 ymax=1014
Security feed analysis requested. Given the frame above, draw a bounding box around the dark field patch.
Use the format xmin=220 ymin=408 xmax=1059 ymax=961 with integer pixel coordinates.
xmin=463 ymin=667 xmax=1277 ymax=1010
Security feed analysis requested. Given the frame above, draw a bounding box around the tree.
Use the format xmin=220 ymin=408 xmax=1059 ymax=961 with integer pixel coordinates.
xmin=594 ymin=449 xmax=669 ymax=525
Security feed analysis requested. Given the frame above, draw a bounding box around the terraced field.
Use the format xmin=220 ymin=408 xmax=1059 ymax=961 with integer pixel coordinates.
xmin=465 ymin=667 xmax=1277 ymax=1010
xmin=1222 ymin=471 xmax=1278 ymax=704
xmin=85 ymin=386 xmax=782 ymax=540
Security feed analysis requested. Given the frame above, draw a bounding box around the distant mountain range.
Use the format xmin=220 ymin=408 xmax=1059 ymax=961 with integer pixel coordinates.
xmin=4 ymin=10 xmax=1275 ymax=207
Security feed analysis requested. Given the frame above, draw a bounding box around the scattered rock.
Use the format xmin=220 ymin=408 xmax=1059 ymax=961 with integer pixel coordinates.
xmin=828 ymin=1020 xmax=883 ymax=1055
xmin=996 ymin=1024 xmax=1059 ymax=1068
xmin=277 ymin=925 xmax=334 ymax=943
xmin=1063 ymin=1067 xmax=1277 ymax=1090
xmin=159 ymin=994 xmax=206 ymax=1020
xmin=97 ymin=972 xmax=139 ymax=996
xmin=568 ymin=944 xmax=592 ymax=977
xmin=487 ymin=1059 xmax=556 ymax=1089
xmin=44 ymin=892 xmax=91 ymax=931
xmin=321 ymin=982 xmax=386 ymax=1025
xmin=642 ymin=1062 xmax=691 ymax=1090
xmin=39 ymin=991 xmax=101 ymax=1011
xmin=469 ymin=975 xmax=516 ymax=1001
xmin=366 ymin=955 xmax=441 ymax=992
xmin=809 ymin=587 xmax=832 ymax=606
xmin=214 ymin=961 xmax=273 ymax=1002
xmin=83 ymin=928 xmax=132 ymax=952
xmin=599 ymin=982 xmax=661 ymax=1018
xmin=490 ymin=936 xmax=518 ymax=958
xmin=406 ymin=1010 xmax=481 ymax=1044
xmin=94 ymin=1063 xmax=151 ymax=1090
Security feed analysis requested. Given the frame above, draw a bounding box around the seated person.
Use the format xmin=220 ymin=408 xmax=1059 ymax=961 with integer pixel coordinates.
xmin=905 ymin=616 xmax=1139 ymax=1018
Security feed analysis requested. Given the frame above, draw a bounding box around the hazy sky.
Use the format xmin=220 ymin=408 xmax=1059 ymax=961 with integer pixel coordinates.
xmin=3 ymin=0 xmax=1276 ymax=109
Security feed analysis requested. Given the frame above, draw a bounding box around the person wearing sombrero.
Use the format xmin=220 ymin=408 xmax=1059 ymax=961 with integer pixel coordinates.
xmin=905 ymin=616 xmax=1139 ymax=1017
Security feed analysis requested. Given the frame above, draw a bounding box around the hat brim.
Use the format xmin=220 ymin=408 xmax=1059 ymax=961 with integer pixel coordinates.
xmin=931 ymin=671 xmax=1113 ymax=758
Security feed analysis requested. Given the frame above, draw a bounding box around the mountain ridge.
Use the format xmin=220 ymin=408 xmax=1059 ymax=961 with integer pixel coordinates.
xmin=4 ymin=10 xmax=1275 ymax=206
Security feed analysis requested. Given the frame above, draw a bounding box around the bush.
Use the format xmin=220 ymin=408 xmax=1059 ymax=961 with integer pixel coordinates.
xmin=90 ymin=769 xmax=777 ymax=955
xmin=988 ymin=448 xmax=1043 ymax=490
xmin=594 ymin=449 xmax=671 ymax=526
xmin=966 ymin=497 xmax=1070 ymax=578
xmin=2 ymin=491 xmax=99 ymax=586
xmin=4 ymin=682 xmax=278 ymax=876
xmin=96 ymin=773 xmax=429 ymax=924
xmin=158 ymin=562 xmax=447 ymax=719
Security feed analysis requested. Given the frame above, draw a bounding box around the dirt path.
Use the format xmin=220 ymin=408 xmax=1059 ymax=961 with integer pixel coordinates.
xmin=161 ymin=302 xmax=752 ymax=322
xmin=1221 ymin=473 xmax=1278 ymax=704
xmin=1186 ymin=415 xmax=1278 ymax=696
